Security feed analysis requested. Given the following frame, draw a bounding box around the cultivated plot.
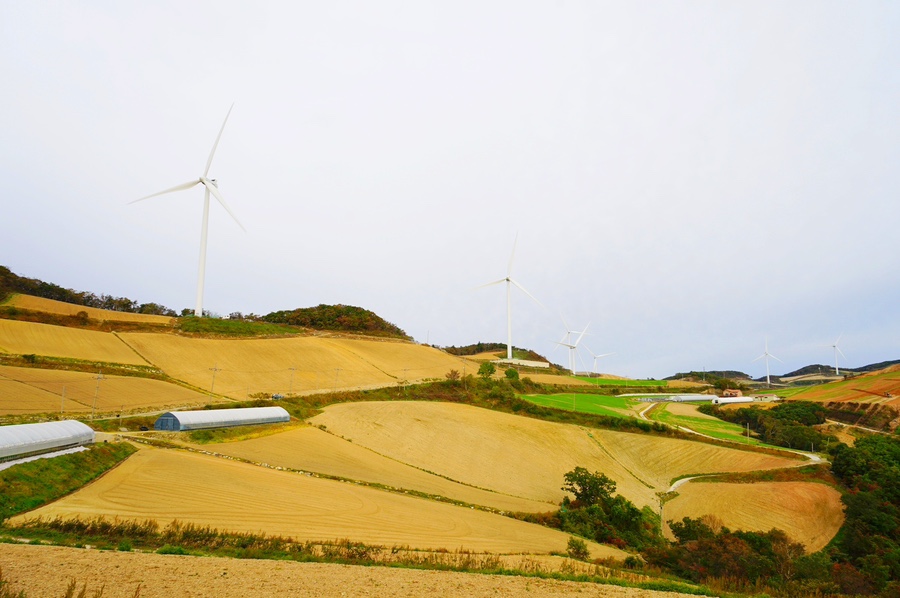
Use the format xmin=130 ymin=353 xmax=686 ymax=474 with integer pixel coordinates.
xmin=11 ymin=447 xmax=625 ymax=559
xmin=310 ymin=402 xmax=800 ymax=509
xmin=4 ymin=294 xmax=174 ymax=325
xmin=651 ymin=403 xmax=753 ymax=443
xmin=0 ymin=320 xmax=147 ymax=365
xmin=522 ymin=392 xmax=641 ymax=419
xmin=118 ymin=333 xmax=470 ymax=398
xmin=664 ymin=481 xmax=844 ymax=552
xmin=198 ymin=426 xmax=555 ymax=513
xmin=0 ymin=365 xmax=214 ymax=415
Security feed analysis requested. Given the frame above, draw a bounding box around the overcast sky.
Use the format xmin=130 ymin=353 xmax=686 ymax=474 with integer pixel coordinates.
xmin=1 ymin=1 xmax=898 ymax=379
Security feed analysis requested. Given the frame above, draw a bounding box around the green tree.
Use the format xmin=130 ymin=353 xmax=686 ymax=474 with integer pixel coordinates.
xmin=562 ymin=467 xmax=616 ymax=507
xmin=477 ymin=362 xmax=496 ymax=380
xmin=504 ymin=367 xmax=519 ymax=380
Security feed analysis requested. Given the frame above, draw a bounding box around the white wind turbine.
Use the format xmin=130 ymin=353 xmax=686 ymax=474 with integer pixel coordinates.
xmin=825 ymin=335 xmax=846 ymax=375
xmin=556 ymin=320 xmax=590 ymax=375
xmin=585 ymin=345 xmax=615 ymax=376
xmin=751 ymin=337 xmax=782 ymax=386
xmin=131 ymin=104 xmax=245 ymax=317
xmin=477 ymin=235 xmax=543 ymax=360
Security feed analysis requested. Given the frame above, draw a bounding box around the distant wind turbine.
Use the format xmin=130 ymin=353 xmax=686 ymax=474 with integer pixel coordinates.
xmin=477 ymin=235 xmax=543 ymax=361
xmin=825 ymin=335 xmax=846 ymax=375
xmin=556 ymin=319 xmax=589 ymax=375
xmin=131 ymin=104 xmax=245 ymax=317
xmin=751 ymin=337 xmax=783 ymax=386
xmin=585 ymin=345 xmax=615 ymax=375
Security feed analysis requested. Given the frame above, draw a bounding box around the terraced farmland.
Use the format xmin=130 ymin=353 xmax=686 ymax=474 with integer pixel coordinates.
xmin=0 ymin=365 xmax=213 ymax=415
xmin=522 ymin=392 xmax=642 ymax=418
xmin=310 ymin=401 xmax=802 ymax=509
xmin=650 ymin=402 xmax=755 ymax=443
xmin=0 ymin=319 xmax=147 ymax=365
xmin=3 ymin=294 xmax=174 ymax=325
xmin=12 ymin=447 xmax=624 ymax=559
xmin=664 ymin=481 xmax=844 ymax=552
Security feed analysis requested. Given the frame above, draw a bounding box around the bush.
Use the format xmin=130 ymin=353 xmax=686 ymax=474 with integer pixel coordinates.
xmin=477 ymin=362 xmax=496 ymax=380
xmin=504 ymin=368 xmax=519 ymax=380
xmin=567 ymin=536 xmax=590 ymax=561
xmin=157 ymin=544 xmax=187 ymax=555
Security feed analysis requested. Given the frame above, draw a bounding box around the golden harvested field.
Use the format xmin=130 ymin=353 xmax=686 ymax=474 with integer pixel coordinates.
xmin=12 ymin=447 xmax=624 ymax=560
xmin=794 ymin=368 xmax=900 ymax=403
xmin=0 ymin=319 xmax=147 ymax=365
xmin=0 ymin=365 xmax=212 ymax=415
xmin=0 ymin=544 xmax=698 ymax=598
xmin=310 ymin=402 xmax=800 ymax=509
xmin=4 ymin=294 xmax=174 ymax=325
xmin=662 ymin=403 xmax=719 ymax=419
xmin=117 ymin=333 xmax=471 ymax=397
xmin=664 ymin=481 xmax=844 ymax=552
xmin=198 ymin=426 xmax=556 ymax=513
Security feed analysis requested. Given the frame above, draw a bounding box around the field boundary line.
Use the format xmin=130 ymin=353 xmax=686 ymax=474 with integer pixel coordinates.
xmin=583 ymin=428 xmax=656 ymax=490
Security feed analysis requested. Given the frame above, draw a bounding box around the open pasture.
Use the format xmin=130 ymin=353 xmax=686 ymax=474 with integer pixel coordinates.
xmin=11 ymin=447 xmax=624 ymax=559
xmin=118 ymin=333 xmax=470 ymax=397
xmin=0 ymin=319 xmax=147 ymax=365
xmin=574 ymin=376 xmax=668 ymax=387
xmin=0 ymin=365 xmax=213 ymax=415
xmin=200 ymin=426 xmax=555 ymax=513
xmin=664 ymin=481 xmax=844 ymax=552
xmin=523 ymin=373 xmax=592 ymax=386
xmin=3 ymin=294 xmax=174 ymax=325
xmin=522 ymin=392 xmax=640 ymax=419
xmin=651 ymin=402 xmax=755 ymax=443
xmin=310 ymin=402 xmax=800 ymax=510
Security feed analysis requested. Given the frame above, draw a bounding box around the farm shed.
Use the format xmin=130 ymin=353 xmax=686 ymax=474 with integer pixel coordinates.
xmin=0 ymin=420 xmax=95 ymax=462
xmin=668 ymin=395 xmax=711 ymax=402
xmin=154 ymin=406 xmax=290 ymax=431
xmin=712 ymin=397 xmax=754 ymax=405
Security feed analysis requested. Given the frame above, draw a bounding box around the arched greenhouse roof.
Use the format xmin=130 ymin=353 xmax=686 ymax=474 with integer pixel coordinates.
xmin=155 ymin=406 xmax=290 ymax=431
xmin=0 ymin=420 xmax=95 ymax=460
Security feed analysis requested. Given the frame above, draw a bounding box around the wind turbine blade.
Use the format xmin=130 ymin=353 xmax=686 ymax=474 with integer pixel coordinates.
xmin=574 ymin=323 xmax=590 ymax=347
xmin=595 ymin=352 xmax=615 ymax=359
xmin=507 ymin=233 xmax=518 ymax=276
xmin=203 ymin=180 xmax=246 ymax=232
xmin=751 ymin=354 xmax=766 ymax=363
xmin=475 ymin=278 xmax=507 ymax=290
xmin=204 ymin=103 xmax=234 ymax=177
xmin=509 ymin=279 xmax=544 ymax=308
xmin=770 ymin=353 xmax=784 ymax=363
xmin=131 ymin=179 xmax=200 ymax=203
xmin=836 ymin=346 xmax=846 ymax=358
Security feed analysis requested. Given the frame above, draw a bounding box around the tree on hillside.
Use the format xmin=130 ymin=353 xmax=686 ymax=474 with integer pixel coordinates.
xmin=477 ymin=362 xmax=496 ymax=380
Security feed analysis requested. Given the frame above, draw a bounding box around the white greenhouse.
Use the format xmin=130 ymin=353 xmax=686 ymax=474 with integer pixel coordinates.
xmin=0 ymin=420 xmax=95 ymax=462
xmin=154 ymin=406 xmax=290 ymax=431
xmin=712 ymin=397 xmax=755 ymax=405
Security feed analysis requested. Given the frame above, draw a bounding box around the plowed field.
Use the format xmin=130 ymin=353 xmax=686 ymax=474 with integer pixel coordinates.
xmin=310 ymin=402 xmax=800 ymax=509
xmin=0 ymin=365 xmax=212 ymax=415
xmin=0 ymin=320 xmax=147 ymax=365
xmin=664 ymin=481 xmax=844 ymax=552
xmin=118 ymin=333 xmax=471 ymax=397
xmin=12 ymin=447 xmax=624 ymax=559
xmin=4 ymin=294 xmax=174 ymax=325
xmin=199 ymin=426 xmax=555 ymax=513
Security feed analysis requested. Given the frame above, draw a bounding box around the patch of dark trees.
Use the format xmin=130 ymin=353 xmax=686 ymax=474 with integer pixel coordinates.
xmin=263 ymin=305 xmax=409 ymax=339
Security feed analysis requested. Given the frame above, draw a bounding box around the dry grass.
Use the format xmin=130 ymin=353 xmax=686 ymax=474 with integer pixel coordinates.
xmin=117 ymin=333 xmax=471 ymax=397
xmin=0 ymin=364 xmax=212 ymax=416
xmin=10 ymin=447 xmax=625 ymax=560
xmin=0 ymin=319 xmax=148 ymax=365
xmin=193 ymin=426 xmax=556 ymax=513
xmin=5 ymin=294 xmax=174 ymax=325
xmin=310 ymin=402 xmax=799 ymax=509
xmin=664 ymin=481 xmax=844 ymax=552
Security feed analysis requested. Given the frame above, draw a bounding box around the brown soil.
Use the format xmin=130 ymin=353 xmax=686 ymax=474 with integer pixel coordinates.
xmin=0 ymin=544 xmax=701 ymax=598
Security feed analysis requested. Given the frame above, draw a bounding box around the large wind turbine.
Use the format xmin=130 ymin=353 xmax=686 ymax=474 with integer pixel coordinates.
xmin=477 ymin=235 xmax=543 ymax=360
xmin=826 ymin=335 xmax=846 ymax=375
xmin=585 ymin=345 xmax=615 ymax=375
xmin=751 ymin=337 xmax=783 ymax=386
xmin=131 ymin=104 xmax=245 ymax=317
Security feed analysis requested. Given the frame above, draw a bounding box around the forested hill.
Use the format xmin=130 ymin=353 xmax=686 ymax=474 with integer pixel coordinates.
xmin=262 ymin=305 xmax=409 ymax=339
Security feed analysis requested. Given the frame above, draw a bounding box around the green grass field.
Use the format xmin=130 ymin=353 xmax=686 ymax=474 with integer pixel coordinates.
xmin=649 ymin=404 xmax=759 ymax=444
xmin=573 ymin=376 xmax=668 ymax=387
xmin=521 ymin=392 xmax=640 ymax=419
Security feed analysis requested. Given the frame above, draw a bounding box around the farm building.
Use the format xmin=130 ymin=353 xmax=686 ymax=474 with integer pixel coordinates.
xmin=668 ymin=395 xmax=711 ymax=402
xmin=712 ymin=396 xmax=754 ymax=405
xmin=154 ymin=406 xmax=290 ymax=431
xmin=0 ymin=420 xmax=95 ymax=462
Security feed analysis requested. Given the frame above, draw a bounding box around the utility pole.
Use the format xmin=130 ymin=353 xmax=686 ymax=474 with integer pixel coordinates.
xmin=92 ymin=372 xmax=104 ymax=420
xmin=209 ymin=364 xmax=221 ymax=393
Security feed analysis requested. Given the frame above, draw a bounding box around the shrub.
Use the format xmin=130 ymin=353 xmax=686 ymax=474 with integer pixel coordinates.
xmin=477 ymin=362 xmax=496 ymax=380
xmin=567 ymin=536 xmax=590 ymax=561
xmin=504 ymin=368 xmax=519 ymax=380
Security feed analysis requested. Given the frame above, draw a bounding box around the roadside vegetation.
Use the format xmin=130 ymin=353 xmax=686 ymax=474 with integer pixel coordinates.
xmin=0 ymin=443 xmax=135 ymax=522
xmin=699 ymin=402 xmax=836 ymax=451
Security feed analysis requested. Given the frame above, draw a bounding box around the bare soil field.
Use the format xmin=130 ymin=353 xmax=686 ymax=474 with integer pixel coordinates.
xmin=662 ymin=403 xmax=719 ymax=419
xmin=194 ymin=426 xmax=556 ymax=513
xmin=11 ymin=447 xmax=624 ymax=559
xmin=0 ymin=320 xmax=147 ymax=365
xmin=0 ymin=544 xmax=699 ymax=598
xmin=117 ymin=333 xmax=470 ymax=397
xmin=310 ymin=402 xmax=800 ymax=509
xmin=663 ymin=481 xmax=844 ymax=552
xmin=4 ymin=294 xmax=174 ymax=325
xmin=0 ymin=365 xmax=212 ymax=416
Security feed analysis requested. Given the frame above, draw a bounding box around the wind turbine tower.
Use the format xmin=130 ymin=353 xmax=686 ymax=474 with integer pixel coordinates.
xmin=557 ymin=322 xmax=589 ymax=375
xmin=131 ymin=104 xmax=245 ymax=317
xmin=477 ymin=235 xmax=543 ymax=360
xmin=828 ymin=336 xmax=845 ymax=375
xmin=752 ymin=337 xmax=782 ymax=386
